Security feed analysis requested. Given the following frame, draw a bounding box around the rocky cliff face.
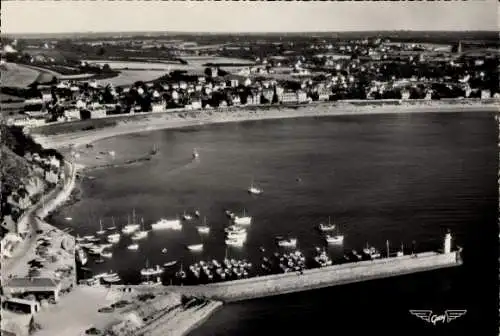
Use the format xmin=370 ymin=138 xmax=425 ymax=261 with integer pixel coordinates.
xmin=1 ymin=125 xmax=62 ymax=237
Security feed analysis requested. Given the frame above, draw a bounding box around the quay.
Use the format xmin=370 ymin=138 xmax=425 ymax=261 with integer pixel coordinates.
xmin=165 ymin=250 xmax=462 ymax=303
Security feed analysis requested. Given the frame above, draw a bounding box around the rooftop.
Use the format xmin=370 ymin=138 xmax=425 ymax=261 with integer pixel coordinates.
xmin=4 ymin=277 xmax=60 ymax=289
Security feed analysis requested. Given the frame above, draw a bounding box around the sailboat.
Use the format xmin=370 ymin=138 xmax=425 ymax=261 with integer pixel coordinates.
xmin=150 ymin=144 xmax=159 ymax=155
xmin=96 ymin=219 xmax=106 ymax=235
xmin=122 ymin=210 xmax=140 ymax=234
xmin=107 ymin=217 xmax=117 ymax=231
xmin=325 ymin=222 xmax=344 ymax=245
xmin=248 ymin=179 xmax=263 ymax=195
xmin=196 ymin=217 xmax=210 ymax=234
xmin=131 ymin=218 xmax=148 ymax=241
xmin=140 ymin=259 xmax=164 ymax=276
xmin=192 ymin=148 xmax=199 ymax=159
xmin=318 ymin=216 xmax=336 ymax=231
xmin=233 ymin=209 xmax=252 ymax=225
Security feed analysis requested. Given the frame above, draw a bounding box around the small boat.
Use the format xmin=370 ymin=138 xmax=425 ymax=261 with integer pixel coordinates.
xmin=65 ymin=217 xmax=73 ymax=221
xmin=102 ymin=275 xmax=121 ymax=283
xmin=187 ymin=244 xmax=203 ymax=252
xmin=164 ymin=260 xmax=177 ymax=267
xmin=161 ymin=248 xmax=168 ymax=254
xmin=83 ymin=235 xmax=95 ymax=240
xmin=107 ymin=233 xmax=120 ymax=244
xmin=193 ymin=148 xmax=199 ymax=159
xmin=99 ymin=243 xmax=112 ymax=249
xmin=182 ymin=211 xmax=193 ymax=221
xmin=226 ymin=231 xmax=247 ymax=240
xmin=140 ymin=261 xmax=164 ymax=276
xmin=94 ymin=271 xmax=117 ymax=279
xmin=107 ymin=217 xmax=117 ymax=230
xmin=128 ymin=243 xmax=139 ymax=250
xmin=277 ymin=237 xmax=297 ymax=248
xmin=131 ymin=218 xmax=148 ymax=241
xmin=196 ymin=217 xmax=210 ymax=234
xmin=318 ymin=217 xmax=335 ymax=231
xmin=76 ymin=235 xmax=85 ymax=242
xmin=224 ymin=225 xmax=246 ymax=234
xmin=150 ymin=144 xmax=159 ymax=155
xmin=226 ymin=237 xmax=245 ymax=247
xmin=101 ymin=250 xmax=112 ymax=258
xmin=194 ymin=210 xmax=201 ymax=218
xmin=233 ymin=209 xmax=252 ymax=225
xmin=122 ymin=210 xmax=140 ymax=234
xmin=248 ymin=179 xmax=263 ymax=195
xmin=151 ymin=218 xmax=182 ymax=230
xmin=197 ymin=226 xmax=210 ymax=234
xmin=325 ymin=234 xmax=344 ymax=245
xmin=94 ymin=258 xmax=105 ymax=264
xmin=362 ymin=244 xmax=381 ymax=259
xmin=96 ymin=219 xmax=106 ymax=235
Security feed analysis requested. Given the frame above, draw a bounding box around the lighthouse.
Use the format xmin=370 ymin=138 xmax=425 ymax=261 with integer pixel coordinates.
xmin=443 ymin=231 xmax=452 ymax=254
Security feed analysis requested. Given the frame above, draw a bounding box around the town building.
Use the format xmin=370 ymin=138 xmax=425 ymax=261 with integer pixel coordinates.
xmin=3 ymin=277 xmax=62 ymax=302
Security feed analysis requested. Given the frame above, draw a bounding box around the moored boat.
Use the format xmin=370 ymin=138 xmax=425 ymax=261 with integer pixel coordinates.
xmin=164 ymin=260 xmax=177 ymax=267
xmin=225 ymin=237 xmax=245 ymax=247
xmin=318 ymin=217 xmax=335 ymax=231
xmin=187 ymin=243 xmax=203 ymax=251
xmin=96 ymin=219 xmax=106 ymax=235
xmin=107 ymin=233 xmax=120 ymax=244
xmin=233 ymin=209 xmax=252 ymax=225
xmin=248 ymin=180 xmax=263 ymax=195
xmin=131 ymin=218 xmax=148 ymax=241
xmin=128 ymin=243 xmax=139 ymax=250
xmin=277 ymin=237 xmax=297 ymax=248
xmin=151 ymin=218 xmax=182 ymax=230
xmin=325 ymin=234 xmax=344 ymax=244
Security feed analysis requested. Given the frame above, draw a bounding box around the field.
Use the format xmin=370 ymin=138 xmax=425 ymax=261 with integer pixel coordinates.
xmin=85 ymin=56 xmax=254 ymax=73
xmin=94 ymin=69 xmax=167 ymax=86
xmin=0 ymin=63 xmax=40 ymax=88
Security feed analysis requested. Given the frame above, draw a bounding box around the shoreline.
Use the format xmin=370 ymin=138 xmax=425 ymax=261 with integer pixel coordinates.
xmin=29 ymin=100 xmax=498 ymax=151
xmin=2 ymin=160 xmax=78 ymax=280
xmin=21 ymin=99 xmax=495 ymax=335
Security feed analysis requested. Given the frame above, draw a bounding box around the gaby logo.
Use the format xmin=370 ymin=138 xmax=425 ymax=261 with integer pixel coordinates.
xmin=410 ymin=310 xmax=467 ymax=325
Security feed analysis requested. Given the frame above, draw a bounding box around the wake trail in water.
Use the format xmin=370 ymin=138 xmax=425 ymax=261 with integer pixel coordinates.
xmin=162 ymin=157 xmax=200 ymax=177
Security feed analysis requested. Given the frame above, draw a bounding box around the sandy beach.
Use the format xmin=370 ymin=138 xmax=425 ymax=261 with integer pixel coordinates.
xmin=30 ymin=100 xmax=498 ymax=153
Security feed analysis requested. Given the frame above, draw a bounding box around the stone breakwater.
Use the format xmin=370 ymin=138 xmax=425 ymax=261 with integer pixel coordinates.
xmin=166 ymin=252 xmax=461 ymax=303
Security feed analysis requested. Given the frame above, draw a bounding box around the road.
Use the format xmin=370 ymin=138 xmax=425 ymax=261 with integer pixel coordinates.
xmin=2 ymin=161 xmax=76 ymax=280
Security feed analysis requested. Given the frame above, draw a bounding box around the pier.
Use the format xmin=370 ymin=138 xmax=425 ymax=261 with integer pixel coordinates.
xmin=165 ymin=250 xmax=462 ymax=303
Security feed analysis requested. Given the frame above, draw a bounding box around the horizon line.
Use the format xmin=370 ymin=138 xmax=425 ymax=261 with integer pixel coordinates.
xmin=2 ymin=29 xmax=499 ymax=37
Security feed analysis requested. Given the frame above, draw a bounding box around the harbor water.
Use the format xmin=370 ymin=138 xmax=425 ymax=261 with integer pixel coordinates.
xmin=50 ymin=111 xmax=498 ymax=335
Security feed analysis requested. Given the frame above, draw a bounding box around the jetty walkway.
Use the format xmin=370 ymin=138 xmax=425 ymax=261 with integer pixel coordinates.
xmin=164 ymin=251 xmax=461 ymax=302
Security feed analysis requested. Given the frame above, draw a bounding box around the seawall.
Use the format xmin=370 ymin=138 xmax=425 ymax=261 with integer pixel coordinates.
xmin=166 ymin=251 xmax=461 ymax=303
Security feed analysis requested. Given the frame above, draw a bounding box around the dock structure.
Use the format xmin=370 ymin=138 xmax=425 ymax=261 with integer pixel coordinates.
xmin=166 ymin=250 xmax=462 ymax=303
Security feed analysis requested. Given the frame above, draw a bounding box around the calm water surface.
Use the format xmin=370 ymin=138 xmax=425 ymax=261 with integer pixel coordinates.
xmin=51 ymin=112 xmax=498 ymax=335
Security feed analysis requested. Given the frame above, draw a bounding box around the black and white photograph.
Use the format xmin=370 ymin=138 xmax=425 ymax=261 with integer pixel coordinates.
xmin=1 ymin=1 xmax=498 ymax=336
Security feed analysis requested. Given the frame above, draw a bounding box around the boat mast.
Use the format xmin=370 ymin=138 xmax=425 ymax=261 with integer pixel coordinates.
xmin=386 ymin=240 xmax=390 ymax=258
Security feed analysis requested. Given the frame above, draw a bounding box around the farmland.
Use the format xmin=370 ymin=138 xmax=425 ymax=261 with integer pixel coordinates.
xmin=0 ymin=63 xmax=41 ymax=88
